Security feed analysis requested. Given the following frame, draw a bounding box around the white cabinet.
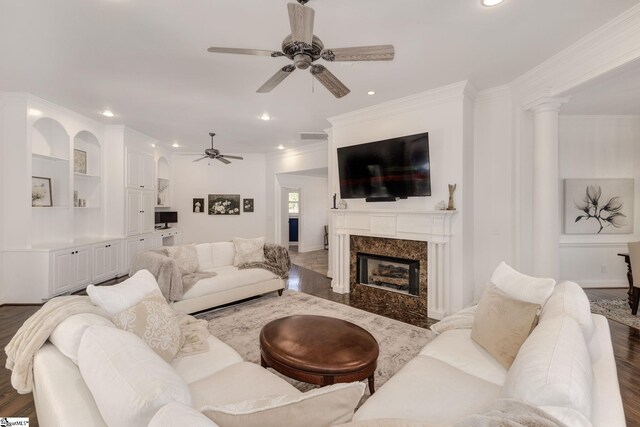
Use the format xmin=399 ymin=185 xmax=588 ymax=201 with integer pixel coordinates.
xmin=92 ymin=240 xmax=120 ymax=284
xmin=156 ymin=228 xmax=181 ymax=246
xmin=126 ymin=150 xmax=155 ymax=190
xmin=123 ymin=233 xmax=161 ymax=274
xmin=126 ymin=189 xmax=155 ymax=236
xmin=52 ymin=246 xmax=91 ymax=295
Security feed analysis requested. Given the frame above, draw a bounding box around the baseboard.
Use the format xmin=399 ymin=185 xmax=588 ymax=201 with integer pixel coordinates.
xmin=573 ymin=280 xmax=628 ymax=289
xmin=297 ymin=245 xmax=325 ymax=253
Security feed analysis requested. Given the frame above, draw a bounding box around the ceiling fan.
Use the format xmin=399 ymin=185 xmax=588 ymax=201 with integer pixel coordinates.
xmin=206 ymin=0 xmax=394 ymax=99
xmin=193 ymin=133 xmax=244 ymax=164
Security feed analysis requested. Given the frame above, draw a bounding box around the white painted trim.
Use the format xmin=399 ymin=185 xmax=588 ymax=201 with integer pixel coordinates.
xmin=574 ymin=280 xmax=628 ymax=288
xmin=474 ymin=85 xmax=512 ymax=105
xmin=265 ymin=141 xmax=327 ymax=161
xmin=327 ymin=80 xmax=475 ymax=127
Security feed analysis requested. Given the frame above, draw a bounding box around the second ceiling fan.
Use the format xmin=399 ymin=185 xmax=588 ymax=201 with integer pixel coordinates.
xmin=207 ymin=0 xmax=394 ymax=99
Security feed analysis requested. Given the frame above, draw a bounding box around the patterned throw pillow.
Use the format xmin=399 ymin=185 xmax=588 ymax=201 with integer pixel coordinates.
xmin=232 ymin=237 xmax=265 ymax=266
xmin=112 ymin=290 xmax=184 ymax=362
xmin=470 ymin=284 xmax=540 ymax=369
xmin=166 ymin=244 xmax=199 ymax=275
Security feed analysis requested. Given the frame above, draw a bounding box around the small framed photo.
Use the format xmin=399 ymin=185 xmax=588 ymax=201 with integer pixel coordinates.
xmin=193 ymin=198 xmax=204 ymax=213
xmin=243 ymin=198 xmax=254 ymax=213
xmin=32 ymin=176 xmax=53 ymax=207
xmin=74 ymin=149 xmax=87 ymax=174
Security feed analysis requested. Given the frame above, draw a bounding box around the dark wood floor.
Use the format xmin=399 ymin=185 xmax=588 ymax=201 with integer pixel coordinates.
xmin=1 ymin=268 xmax=638 ymax=426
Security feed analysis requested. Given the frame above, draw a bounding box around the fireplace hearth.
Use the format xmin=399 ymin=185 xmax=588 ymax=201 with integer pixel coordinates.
xmin=357 ymin=253 xmax=420 ymax=296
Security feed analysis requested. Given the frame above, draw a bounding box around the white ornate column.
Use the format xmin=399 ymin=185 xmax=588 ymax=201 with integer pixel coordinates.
xmin=529 ymin=98 xmax=568 ymax=279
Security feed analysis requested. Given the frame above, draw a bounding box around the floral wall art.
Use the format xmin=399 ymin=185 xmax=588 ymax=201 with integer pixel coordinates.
xmin=208 ymin=194 xmax=240 ymax=215
xmin=564 ymin=178 xmax=634 ymax=234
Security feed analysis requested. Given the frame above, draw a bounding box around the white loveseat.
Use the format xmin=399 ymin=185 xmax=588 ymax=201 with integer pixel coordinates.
xmin=352 ymin=281 xmax=625 ymax=427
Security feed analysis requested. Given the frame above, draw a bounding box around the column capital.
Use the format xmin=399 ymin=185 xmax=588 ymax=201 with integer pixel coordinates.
xmin=525 ymin=97 xmax=571 ymax=114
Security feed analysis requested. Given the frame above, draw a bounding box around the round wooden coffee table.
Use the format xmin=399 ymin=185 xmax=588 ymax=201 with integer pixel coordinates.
xmin=259 ymin=315 xmax=379 ymax=394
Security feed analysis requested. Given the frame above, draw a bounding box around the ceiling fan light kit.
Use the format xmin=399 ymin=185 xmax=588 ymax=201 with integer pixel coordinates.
xmin=193 ymin=133 xmax=244 ymax=165
xmin=207 ymin=0 xmax=394 ymax=98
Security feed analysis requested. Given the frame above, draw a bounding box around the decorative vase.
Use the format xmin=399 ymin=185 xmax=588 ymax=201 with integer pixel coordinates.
xmin=447 ymin=184 xmax=457 ymax=210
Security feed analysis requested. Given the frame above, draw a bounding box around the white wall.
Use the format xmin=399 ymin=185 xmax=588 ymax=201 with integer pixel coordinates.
xmin=277 ymin=174 xmax=329 ymax=252
xmin=170 ymin=153 xmax=266 ymax=244
xmin=559 ymin=115 xmax=640 ymax=286
xmin=327 ymin=81 xmax=476 ymax=313
xmin=265 ymin=143 xmax=329 ymax=244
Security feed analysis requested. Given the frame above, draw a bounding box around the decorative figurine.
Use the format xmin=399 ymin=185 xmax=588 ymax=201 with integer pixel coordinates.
xmin=332 ymin=193 xmax=337 ymax=209
xmin=435 ymin=200 xmax=446 ymax=210
xmin=447 ymin=184 xmax=457 ymax=210
xmin=337 ymin=200 xmax=347 ymax=209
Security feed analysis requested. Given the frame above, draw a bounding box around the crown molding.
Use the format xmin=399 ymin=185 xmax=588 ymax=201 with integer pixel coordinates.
xmin=265 ymin=141 xmax=327 ymax=161
xmin=474 ymin=85 xmax=512 ymax=105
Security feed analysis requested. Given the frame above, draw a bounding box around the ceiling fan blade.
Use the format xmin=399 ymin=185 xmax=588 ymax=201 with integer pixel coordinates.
xmin=321 ymin=45 xmax=395 ymax=62
xmin=216 ymin=157 xmax=231 ymax=165
xmin=310 ymin=65 xmax=350 ymax=99
xmin=193 ymin=156 xmax=209 ymax=162
xmin=207 ymin=47 xmax=284 ymax=58
xmin=221 ymin=155 xmax=244 ymax=160
xmin=288 ymin=2 xmax=314 ymax=45
xmin=257 ymin=65 xmax=295 ymax=93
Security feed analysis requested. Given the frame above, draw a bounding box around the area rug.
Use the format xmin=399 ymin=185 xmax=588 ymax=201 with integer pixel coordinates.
xmin=589 ymin=298 xmax=640 ymax=329
xmin=198 ymin=291 xmax=435 ymax=400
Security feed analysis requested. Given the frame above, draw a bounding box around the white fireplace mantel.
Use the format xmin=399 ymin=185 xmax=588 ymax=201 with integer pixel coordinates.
xmin=329 ymin=208 xmax=458 ymax=320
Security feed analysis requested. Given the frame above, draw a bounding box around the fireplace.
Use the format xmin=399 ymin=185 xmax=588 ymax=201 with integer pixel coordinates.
xmin=357 ymin=253 xmax=420 ymax=296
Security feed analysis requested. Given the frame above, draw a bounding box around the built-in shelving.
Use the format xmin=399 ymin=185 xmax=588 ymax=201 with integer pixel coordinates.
xmin=32 ymin=152 xmax=69 ymax=162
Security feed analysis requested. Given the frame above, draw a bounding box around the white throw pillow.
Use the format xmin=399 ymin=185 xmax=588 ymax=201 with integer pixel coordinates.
xmin=502 ymin=316 xmax=593 ymax=421
xmin=232 ymin=237 xmax=265 ymax=266
xmin=49 ymin=313 xmax=115 ymax=365
xmin=112 ymin=290 xmax=184 ymax=362
xmin=490 ymin=262 xmax=556 ymax=306
xmin=201 ymin=382 xmax=365 ymax=427
xmin=86 ymin=269 xmax=159 ymax=315
xmin=78 ymin=326 xmax=192 ymax=427
xmin=211 ymin=242 xmax=236 ymax=267
xmin=149 ymin=402 xmax=218 ymax=427
xmin=195 ymin=243 xmax=215 ymax=271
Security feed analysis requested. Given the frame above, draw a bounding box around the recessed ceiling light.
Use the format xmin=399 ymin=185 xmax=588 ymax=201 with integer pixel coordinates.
xmin=172 ymin=142 xmax=180 ymax=148
xmin=277 ymin=144 xmax=284 ymax=150
xmin=260 ymin=113 xmax=272 ymax=121
xmin=151 ymin=143 xmax=156 ymax=148
xmin=28 ymin=108 xmax=43 ymax=117
xmin=481 ymin=0 xmax=504 ymax=6
xmin=367 ymin=91 xmax=376 ymax=96
xmin=102 ymin=110 xmax=115 ymax=118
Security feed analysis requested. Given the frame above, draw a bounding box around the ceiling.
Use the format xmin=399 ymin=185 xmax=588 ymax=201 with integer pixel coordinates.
xmin=1 ymin=0 xmax=638 ymax=153
xmin=280 ymin=167 xmax=328 ymax=178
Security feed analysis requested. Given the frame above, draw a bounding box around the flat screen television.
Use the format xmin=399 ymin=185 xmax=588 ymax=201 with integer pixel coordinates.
xmin=337 ymin=132 xmax=431 ymax=200
xmin=155 ymin=211 xmax=178 ymax=229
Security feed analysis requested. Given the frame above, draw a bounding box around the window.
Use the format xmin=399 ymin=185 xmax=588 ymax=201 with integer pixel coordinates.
xmin=288 ymin=192 xmax=299 ymax=214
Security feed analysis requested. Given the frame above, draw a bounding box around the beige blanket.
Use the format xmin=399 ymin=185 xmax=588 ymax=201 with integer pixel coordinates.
xmin=238 ymin=243 xmax=291 ymax=279
xmin=4 ymin=295 xmax=107 ymax=394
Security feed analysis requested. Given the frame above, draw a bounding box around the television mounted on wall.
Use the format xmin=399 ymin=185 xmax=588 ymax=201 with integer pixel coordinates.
xmin=337 ymin=132 xmax=431 ymax=201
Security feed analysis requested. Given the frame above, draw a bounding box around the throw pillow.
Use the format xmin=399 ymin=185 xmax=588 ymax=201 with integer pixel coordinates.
xmin=490 ymin=262 xmax=556 ymax=306
xmin=471 ymin=284 xmax=540 ymax=369
xmin=167 ymin=244 xmax=199 ymax=275
xmin=49 ymin=313 xmax=115 ymax=365
xmin=78 ymin=326 xmax=192 ymax=427
xmin=201 ymin=382 xmax=365 ymax=427
xmin=232 ymin=237 xmax=265 ymax=266
xmin=112 ymin=290 xmax=184 ymax=362
xmin=87 ymin=269 xmax=160 ymax=315
xmin=429 ymin=305 xmax=477 ymax=335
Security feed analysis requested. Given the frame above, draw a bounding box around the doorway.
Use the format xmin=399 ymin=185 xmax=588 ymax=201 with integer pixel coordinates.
xmin=281 ymin=187 xmax=301 ymax=251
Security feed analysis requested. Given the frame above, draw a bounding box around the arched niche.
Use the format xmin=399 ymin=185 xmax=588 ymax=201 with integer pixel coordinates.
xmin=73 ymin=130 xmax=101 ymax=176
xmin=32 ymin=117 xmax=69 ymax=159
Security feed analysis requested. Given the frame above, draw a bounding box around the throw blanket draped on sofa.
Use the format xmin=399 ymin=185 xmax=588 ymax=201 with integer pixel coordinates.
xmin=238 ymin=243 xmax=291 ymax=279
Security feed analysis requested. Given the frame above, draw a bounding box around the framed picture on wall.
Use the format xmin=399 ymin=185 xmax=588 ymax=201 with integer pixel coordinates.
xmin=208 ymin=194 xmax=240 ymax=215
xmin=243 ymin=198 xmax=254 ymax=213
xmin=564 ymin=178 xmax=635 ymax=234
xmin=73 ymin=149 xmax=87 ymax=174
xmin=32 ymin=176 xmax=53 ymax=207
xmin=193 ymin=198 xmax=204 ymax=213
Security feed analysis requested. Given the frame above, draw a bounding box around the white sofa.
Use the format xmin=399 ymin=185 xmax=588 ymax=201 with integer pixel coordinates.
xmin=352 ymin=281 xmax=626 ymax=427
xmin=172 ymin=241 xmax=285 ymax=314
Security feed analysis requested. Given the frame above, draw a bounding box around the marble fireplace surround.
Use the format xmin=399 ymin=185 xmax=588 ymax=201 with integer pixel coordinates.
xmin=330 ymin=209 xmax=457 ymax=320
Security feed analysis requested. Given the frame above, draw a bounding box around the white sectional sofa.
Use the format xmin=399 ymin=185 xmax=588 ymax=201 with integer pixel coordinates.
xmin=352 ymin=281 xmax=626 ymax=427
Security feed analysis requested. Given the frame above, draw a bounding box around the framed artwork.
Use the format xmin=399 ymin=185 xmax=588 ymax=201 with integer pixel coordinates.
xmin=564 ymin=178 xmax=634 ymax=234
xmin=32 ymin=176 xmax=53 ymax=207
xmin=243 ymin=198 xmax=254 ymax=213
xmin=208 ymin=194 xmax=240 ymax=215
xmin=193 ymin=198 xmax=204 ymax=213
xmin=73 ymin=149 xmax=87 ymax=174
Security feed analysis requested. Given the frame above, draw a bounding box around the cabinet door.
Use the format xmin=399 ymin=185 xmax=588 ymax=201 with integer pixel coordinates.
xmin=106 ymin=241 xmax=121 ymax=277
xmin=141 ymin=192 xmax=156 ymax=233
xmin=141 ymin=153 xmax=156 ymax=190
xmin=74 ymin=247 xmax=91 ymax=287
xmin=124 ymin=238 xmax=141 ymax=273
xmin=126 ymin=189 xmax=142 ymax=236
xmin=93 ymin=245 xmax=107 ymax=282
xmin=126 ymin=150 xmax=141 ymax=189
xmin=53 ymin=251 xmax=75 ymax=294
